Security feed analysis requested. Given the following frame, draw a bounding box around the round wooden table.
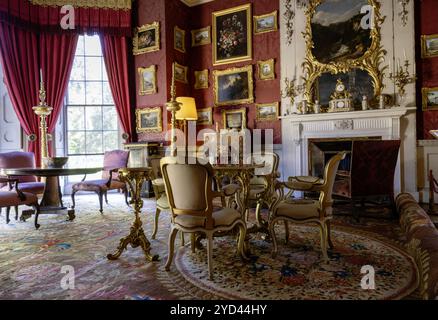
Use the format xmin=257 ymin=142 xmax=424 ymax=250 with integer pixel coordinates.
xmin=2 ymin=167 xmax=102 ymax=228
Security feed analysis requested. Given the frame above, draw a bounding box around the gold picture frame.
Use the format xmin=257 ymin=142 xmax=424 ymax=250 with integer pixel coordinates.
xmin=422 ymin=87 xmax=438 ymax=111
xmin=174 ymin=62 xmax=188 ymax=84
xmin=302 ymin=0 xmax=386 ymax=106
xmin=256 ymin=102 xmax=279 ymax=122
xmin=197 ymin=107 xmax=213 ymax=125
xmin=257 ymin=59 xmax=275 ymax=80
xmin=191 ymin=26 xmax=211 ymax=47
xmin=194 ymin=69 xmax=209 ymax=89
xmin=213 ymin=65 xmax=254 ymax=106
xmin=136 ymin=107 xmax=162 ymax=133
xmin=222 ymin=108 xmax=247 ymax=130
xmin=430 ymin=130 xmax=438 ymax=139
xmin=174 ymin=26 xmax=186 ymax=53
xmin=212 ymin=4 xmax=252 ymax=66
xmin=138 ymin=65 xmax=157 ymax=95
xmin=421 ymin=34 xmax=438 ymax=58
xmin=254 ymin=10 xmax=278 ymax=34
xmin=133 ymin=22 xmax=160 ymax=55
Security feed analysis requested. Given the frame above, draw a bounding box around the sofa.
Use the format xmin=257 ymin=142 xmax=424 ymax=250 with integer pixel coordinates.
xmin=396 ymin=193 xmax=438 ymax=300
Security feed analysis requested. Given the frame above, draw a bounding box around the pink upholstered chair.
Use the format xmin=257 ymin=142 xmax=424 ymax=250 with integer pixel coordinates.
xmin=0 ymin=177 xmax=40 ymax=228
xmin=71 ymin=150 xmax=130 ymax=213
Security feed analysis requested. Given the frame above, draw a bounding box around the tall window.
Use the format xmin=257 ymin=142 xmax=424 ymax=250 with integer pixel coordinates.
xmin=66 ymin=35 xmax=119 ymax=180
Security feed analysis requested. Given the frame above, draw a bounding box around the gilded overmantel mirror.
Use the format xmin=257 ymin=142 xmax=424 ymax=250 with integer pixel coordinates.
xmin=302 ymin=0 xmax=386 ymax=110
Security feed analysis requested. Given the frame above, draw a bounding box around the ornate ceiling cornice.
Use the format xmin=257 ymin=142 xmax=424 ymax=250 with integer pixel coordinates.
xmin=28 ymin=0 xmax=132 ymax=10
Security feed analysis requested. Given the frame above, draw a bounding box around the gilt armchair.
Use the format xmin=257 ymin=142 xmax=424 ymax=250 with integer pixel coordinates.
xmin=269 ymin=152 xmax=346 ymax=261
xmin=161 ymin=157 xmax=248 ymax=280
xmin=71 ymin=150 xmax=130 ymax=213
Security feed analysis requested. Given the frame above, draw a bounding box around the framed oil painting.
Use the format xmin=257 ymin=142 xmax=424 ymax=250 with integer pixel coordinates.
xmin=254 ymin=11 xmax=278 ymax=34
xmin=430 ymin=130 xmax=438 ymax=139
xmin=136 ymin=107 xmax=162 ymax=133
xmin=213 ymin=65 xmax=254 ymax=106
xmin=192 ymin=26 xmax=211 ymax=47
xmin=174 ymin=26 xmax=186 ymax=53
xmin=133 ymin=22 xmax=160 ymax=55
xmin=257 ymin=59 xmax=275 ymax=80
xmin=138 ymin=65 xmax=157 ymax=95
xmin=194 ymin=70 xmax=209 ymax=89
xmin=422 ymin=34 xmax=438 ymax=58
xmin=422 ymin=87 xmax=438 ymax=111
xmin=197 ymin=108 xmax=213 ymax=125
xmin=174 ymin=63 xmax=188 ymax=84
xmin=212 ymin=4 xmax=252 ymax=66
xmin=256 ymin=102 xmax=279 ymax=122
xmin=222 ymin=108 xmax=246 ymax=130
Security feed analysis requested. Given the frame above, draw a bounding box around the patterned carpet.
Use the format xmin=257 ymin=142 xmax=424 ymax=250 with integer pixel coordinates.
xmin=0 ymin=194 xmax=419 ymax=300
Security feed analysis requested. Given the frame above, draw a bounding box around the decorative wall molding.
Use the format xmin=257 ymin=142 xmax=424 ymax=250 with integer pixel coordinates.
xmin=283 ymin=0 xmax=295 ymax=46
xmin=29 ymin=0 xmax=132 ymax=9
xmin=180 ymin=0 xmax=214 ymax=7
xmin=398 ymin=0 xmax=410 ymax=27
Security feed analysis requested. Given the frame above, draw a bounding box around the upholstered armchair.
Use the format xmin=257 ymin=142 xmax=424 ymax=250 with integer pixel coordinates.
xmin=161 ymin=157 xmax=248 ymax=280
xmin=71 ymin=150 xmax=130 ymax=213
xmin=268 ymin=152 xmax=346 ymax=261
xmin=0 ymin=177 xmax=40 ymax=228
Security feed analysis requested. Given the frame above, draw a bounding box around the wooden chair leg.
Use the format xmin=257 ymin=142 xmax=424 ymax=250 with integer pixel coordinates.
xmin=71 ymin=189 xmax=77 ymax=209
xmin=104 ymin=191 xmax=108 ymax=204
xmin=152 ymin=208 xmax=161 ymax=240
xmin=34 ymin=205 xmax=41 ymax=229
xmin=14 ymin=206 xmax=19 ymax=220
xmin=165 ymin=227 xmax=179 ymax=271
xmin=327 ymin=220 xmax=334 ymax=250
xmin=269 ymin=218 xmax=279 ymax=258
xmin=180 ymin=231 xmax=185 ymax=247
xmin=124 ymin=188 xmax=129 ymax=207
xmin=191 ymin=233 xmax=196 ymax=253
xmin=319 ymin=223 xmax=329 ymax=262
xmin=97 ymin=191 xmax=104 ymax=214
xmin=6 ymin=207 xmax=11 ymax=224
xmin=237 ymin=223 xmax=248 ymax=261
xmin=206 ymin=233 xmax=214 ymax=280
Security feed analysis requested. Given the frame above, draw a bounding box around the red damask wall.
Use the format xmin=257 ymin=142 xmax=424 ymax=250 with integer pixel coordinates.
xmin=416 ymin=0 xmax=438 ymax=139
xmin=134 ymin=0 xmax=281 ymax=144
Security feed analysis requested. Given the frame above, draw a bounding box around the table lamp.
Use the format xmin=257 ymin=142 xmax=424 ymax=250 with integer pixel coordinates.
xmin=176 ymin=97 xmax=198 ymax=159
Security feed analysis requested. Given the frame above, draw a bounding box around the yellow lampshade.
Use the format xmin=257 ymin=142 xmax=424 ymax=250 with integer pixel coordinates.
xmin=176 ymin=97 xmax=198 ymax=121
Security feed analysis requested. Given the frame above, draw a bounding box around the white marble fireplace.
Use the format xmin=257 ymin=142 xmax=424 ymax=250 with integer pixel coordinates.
xmin=280 ymin=107 xmax=417 ymax=195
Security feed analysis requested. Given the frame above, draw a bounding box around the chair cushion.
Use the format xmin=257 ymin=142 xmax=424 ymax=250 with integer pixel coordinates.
xmin=274 ymin=199 xmax=320 ymax=220
xmin=1 ymin=182 xmax=45 ymax=194
xmin=73 ymin=179 xmax=125 ymax=192
xmin=174 ymin=207 xmax=241 ymax=229
xmin=249 ymin=186 xmax=265 ymax=200
xmin=0 ymin=191 xmax=38 ymax=207
xmin=287 ymin=176 xmax=324 ymax=191
xmin=157 ymin=194 xmax=169 ymax=210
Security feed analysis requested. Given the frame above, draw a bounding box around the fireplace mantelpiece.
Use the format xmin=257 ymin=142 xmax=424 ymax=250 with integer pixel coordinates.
xmin=280 ymin=107 xmax=416 ymax=195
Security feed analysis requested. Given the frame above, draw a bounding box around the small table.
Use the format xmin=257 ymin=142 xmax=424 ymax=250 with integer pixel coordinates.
xmin=107 ymin=167 xmax=159 ymax=262
xmin=3 ymin=167 xmax=102 ymax=228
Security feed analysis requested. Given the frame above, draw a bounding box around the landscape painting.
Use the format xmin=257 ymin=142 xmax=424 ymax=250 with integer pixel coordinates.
xmin=315 ymin=69 xmax=374 ymax=109
xmin=422 ymin=87 xmax=438 ymax=110
xmin=213 ymin=65 xmax=253 ymax=106
xmin=136 ymin=107 xmax=162 ymax=133
xmin=311 ymin=0 xmax=372 ymax=64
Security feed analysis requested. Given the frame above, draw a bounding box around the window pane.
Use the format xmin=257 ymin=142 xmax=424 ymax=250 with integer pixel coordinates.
xmin=86 ymin=82 xmax=102 ymax=105
xmin=102 ymin=63 xmax=108 ymax=81
xmin=85 ymin=56 xmax=102 ymax=81
xmin=104 ymin=131 xmax=119 ymax=151
xmin=103 ymin=107 xmax=117 ymax=130
xmin=68 ymin=132 xmax=85 ymax=154
xmin=67 ymin=155 xmax=103 ymax=182
xmin=67 ymin=107 xmax=85 ymax=130
xmin=68 ymin=81 xmax=85 ymax=105
xmin=86 ymin=131 xmax=103 ymax=154
xmin=75 ymin=37 xmax=85 ymax=56
xmin=84 ymin=35 xmax=102 ymax=56
xmin=102 ymin=82 xmax=114 ymax=105
xmin=85 ymin=107 xmax=103 ymax=130
xmin=70 ymin=56 xmax=85 ymax=81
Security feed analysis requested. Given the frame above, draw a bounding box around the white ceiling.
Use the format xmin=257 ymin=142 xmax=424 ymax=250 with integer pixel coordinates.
xmin=180 ymin=0 xmax=214 ymax=7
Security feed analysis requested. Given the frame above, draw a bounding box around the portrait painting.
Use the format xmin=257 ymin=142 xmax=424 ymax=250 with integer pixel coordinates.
xmin=422 ymin=34 xmax=438 ymax=58
xmin=212 ymin=4 xmax=252 ymax=66
xmin=222 ymin=108 xmax=246 ymax=130
xmin=254 ymin=11 xmax=278 ymax=34
xmin=136 ymin=107 xmax=162 ymax=133
xmin=197 ymin=108 xmax=213 ymax=125
xmin=192 ymin=26 xmax=211 ymax=47
xmin=311 ymin=0 xmax=372 ymax=64
xmin=256 ymin=102 xmax=279 ymax=122
xmin=138 ymin=65 xmax=157 ymax=95
xmin=257 ymin=59 xmax=275 ymax=80
xmin=422 ymin=87 xmax=438 ymax=111
xmin=133 ymin=22 xmax=160 ymax=55
xmin=174 ymin=26 xmax=186 ymax=53
xmin=174 ymin=63 xmax=188 ymax=84
xmin=213 ymin=65 xmax=254 ymax=106
xmin=194 ymin=70 xmax=209 ymax=89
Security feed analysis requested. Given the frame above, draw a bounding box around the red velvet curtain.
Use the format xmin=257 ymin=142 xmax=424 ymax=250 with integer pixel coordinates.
xmin=40 ymin=33 xmax=78 ymax=155
xmin=100 ymin=34 xmax=133 ymax=142
xmin=0 ymin=21 xmax=40 ymax=164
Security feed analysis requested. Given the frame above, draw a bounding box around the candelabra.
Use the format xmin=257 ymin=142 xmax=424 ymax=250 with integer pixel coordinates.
xmin=389 ymin=60 xmax=416 ymax=105
xmin=33 ymin=79 xmax=53 ymax=168
xmin=166 ymin=63 xmax=182 ymax=157
xmin=281 ymin=76 xmax=306 ymax=114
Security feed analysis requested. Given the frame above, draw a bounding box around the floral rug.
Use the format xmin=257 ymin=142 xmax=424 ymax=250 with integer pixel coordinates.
xmin=0 ymin=195 xmax=418 ymax=300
